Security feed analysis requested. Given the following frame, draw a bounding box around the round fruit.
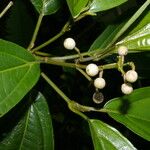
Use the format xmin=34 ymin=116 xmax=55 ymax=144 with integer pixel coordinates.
xmin=86 ymin=63 xmax=99 ymax=77
xmin=118 ymin=45 xmax=128 ymax=56
xmin=94 ymin=77 xmax=106 ymax=89
xmin=63 ymin=38 xmax=76 ymax=50
xmin=93 ymin=91 xmax=104 ymax=104
xmin=124 ymin=70 xmax=138 ymax=83
xmin=121 ymin=83 xmax=133 ymax=95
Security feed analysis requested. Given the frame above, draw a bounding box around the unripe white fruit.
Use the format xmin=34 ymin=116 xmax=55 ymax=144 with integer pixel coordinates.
xmin=94 ymin=77 xmax=106 ymax=89
xmin=121 ymin=83 xmax=133 ymax=95
xmin=118 ymin=46 xmax=128 ymax=56
xmin=63 ymin=38 xmax=76 ymax=50
xmin=124 ymin=70 xmax=138 ymax=83
xmin=86 ymin=63 xmax=99 ymax=77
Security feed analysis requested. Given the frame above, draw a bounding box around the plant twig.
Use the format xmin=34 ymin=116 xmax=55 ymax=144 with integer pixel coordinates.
xmin=38 ymin=56 xmax=87 ymax=68
xmin=38 ymin=56 xmax=131 ymax=71
xmin=41 ymin=72 xmax=120 ymax=119
xmin=28 ymin=14 xmax=44 ymax=50
xmin=76 ymin=68 xmax=92 ymax=81
xmin=31 ymin=21 xmax=71 ymax=53
xmin=41 ymin=72 xmax=88 ymax=120
xmin=0 ymin=1 xmax=13 ymax=18
xmin=41 ymin=72 xmax=71 ymax=103
xmin=86 ymin=0 xmax=150 ymax=61
xmin=106 ymin=0 xmax=150 ymax=48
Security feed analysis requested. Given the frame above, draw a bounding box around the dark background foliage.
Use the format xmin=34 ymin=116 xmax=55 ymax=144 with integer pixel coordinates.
xmin=0 ymin=0 xmax=150 ymax=149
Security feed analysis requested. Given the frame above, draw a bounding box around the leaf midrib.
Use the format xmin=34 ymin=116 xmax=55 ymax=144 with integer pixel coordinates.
xmin=0 ymin=65 xmax=32 ymax=108
xmin=0 ymin=51 xmax=29 ymax=63
xmin=34 ymin=105 xmax=45 ymax=149
xmin=19 ymin=110 xmax=30 ymax=150
xmin=0 ymin=61 xmax=38 ymax=73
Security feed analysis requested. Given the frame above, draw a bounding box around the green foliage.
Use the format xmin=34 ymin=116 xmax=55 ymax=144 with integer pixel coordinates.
xmin=66 ymin=0 xmax=89 ymax=18
xmin=104 ymin=87 xmax=150 ymax=141
xmin=89 ymin=22 xmax=125 ymax=51
xmin=89 ymin=10 xmax=150 ymax=53
xmin=89 ymin=0 xmax=127 ymax=13
xmin=129 ymin=10 xmax=150 ymax=34
xmin=30 ymin=0 xmax=61 ymax=15
xmin=0 ymin=93 xmax=54 ymax=150
xmin=89 ymin=119 xmax=136 ymax=150
xmin=66 ymin=0 xmax=127 ymax=18
xmin=0 ymin=39 xmax=40 ymax=117
xmin=116 ymin=23 xmax=150 ymax=50
xmin=115 ymin=9 xmax=150 ymax=52
xmin=0 ymin=0 xmax=150 ymax=149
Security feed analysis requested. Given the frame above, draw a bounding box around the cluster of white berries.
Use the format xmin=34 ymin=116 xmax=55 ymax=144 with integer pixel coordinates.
xmin=121 ymin=70 xmax=138 ymax=94
xmin=85 ymin=63 xmax=106 ymax=103
xmin=118 ymin=46 xmax=138 ymax=95
xmin=85 ymin=46 xmax=138 ymax=96
xmin=86 ymin=63 xmax=106 ymax=89
xmin=63 ymin=38 xmax=138 ymax=101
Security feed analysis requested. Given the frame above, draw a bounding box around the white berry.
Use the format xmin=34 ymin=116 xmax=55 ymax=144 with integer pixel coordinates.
xmin=63 ymin=38 xmax=76 ymax=50
xmin=121 ymin=83 xmax=133 ymax=95
xmin=86 ymin=63 xmax=99 ymax=77
xmin=118 ymin=46 xmax=128 ymax=56
xmin=94 ymin=77 xmax=106 ymax=89
xmin=124 ymin=70 xmax=138 ymax=83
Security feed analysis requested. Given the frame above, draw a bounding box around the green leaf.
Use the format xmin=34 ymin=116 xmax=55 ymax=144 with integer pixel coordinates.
xmin=89 ymin=119 xmax=136 ymax=150
xmin=0 ymin=93 xmax=54 ymax=150
xmin=0 ymin=39 xmax=40 ymax=117
xmin=30 ymin=0 xmax=61 ymax=15
xmin=89 ymin=0 xmax=127 ymax=13
xmin=66 ymin=0 xmax=89 ymax=18
xmin=104 ymin=86 xmax=150 ymax=141
xmin=129 ymin=10 xmax=150 ymax=35
xmin=116 ymin=23 xmax=150 ymax=51
xmin=89 ymin=22 xmax=125 ymax=51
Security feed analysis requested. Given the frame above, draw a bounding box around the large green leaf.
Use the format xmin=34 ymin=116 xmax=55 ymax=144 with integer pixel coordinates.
xmin=128 ymin=10 xmax=150 ymax=35
xmin=30 ymin=0 xmax=61 ymax=15
xmin=115 ymin=11 xmax=150 ymax=52
xmin=89 ymin=119 xmax=136 ymax=150
xmin=116 ymin=23 xmax=150 ymax=51
xmin=0 ymin=39 xmax=40 ymax=117
xmin=66 ymin=0 xmax=89 ymax=18
xmin=66 ymin=0 xmax=127 ymax=18
xmin=89 ymin=0 xmax=127 ymax=13
xmin=104 ymin=86 xmax=150 ymax=141
xmin=0 ymin=93 xmax=54 ymax=150
xmin=89 ymin=22 xmax=125 ymax=51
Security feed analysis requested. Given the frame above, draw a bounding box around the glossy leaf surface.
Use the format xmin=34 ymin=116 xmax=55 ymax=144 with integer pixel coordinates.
xmin=89 ymin=23 xmax=124 ymax=51
xmin=89 ymin=0 xmax=127 ymax=13
xmin=89 ymin=119 xmax=136 ymax=150
xmin=104 ymin=87 xmax=150 ymax=141
xmin=30 ymin=0 xmax=60 ymax=15
xmin=0 ymin=39 xmax=40 ymax=117
xmin=129 ymin=10 xmax=150 ymax=35
xmin=66 ymin=0 xmax=89 ymax=18
xmin=0 ymin=93 xmax=54 ymax=150
xmin=116 ymin=23 xmax=150 ymax=51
